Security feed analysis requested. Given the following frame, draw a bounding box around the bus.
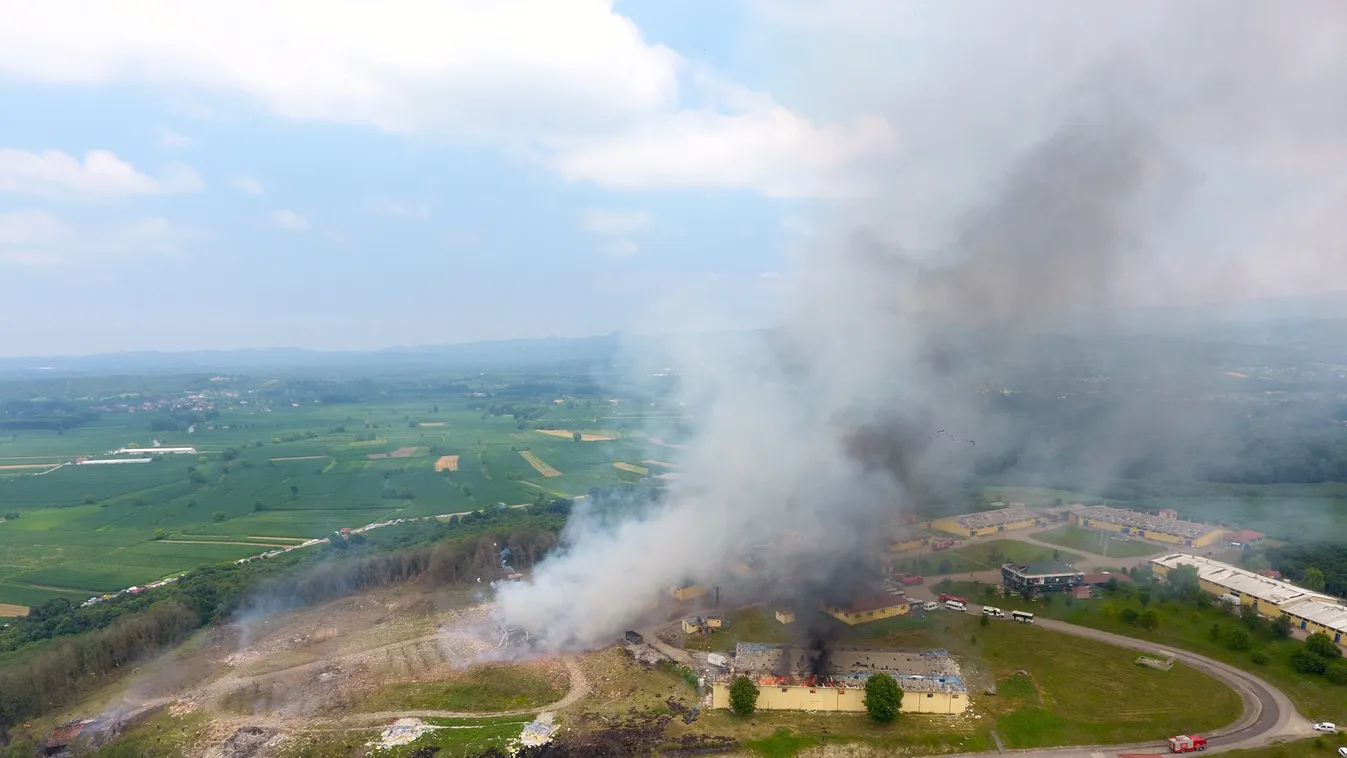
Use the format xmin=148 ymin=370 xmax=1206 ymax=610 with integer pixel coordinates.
xmin=1011 ymin=610 xmax=1034 ymax=624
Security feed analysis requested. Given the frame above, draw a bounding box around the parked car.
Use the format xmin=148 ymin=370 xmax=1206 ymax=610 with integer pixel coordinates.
xmin=1336 ymin=747 xmax=1347 ymax=757
xmin=1313 ymin=722 xmax=1337 ymax=734
xmin=923 ymin=601 xmax=939 ymax=611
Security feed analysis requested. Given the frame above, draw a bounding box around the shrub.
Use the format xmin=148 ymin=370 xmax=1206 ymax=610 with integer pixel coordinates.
xmin=863 ymin=673 xmax=903 ymax=723
xmin=1250 ymin=651 xmax=1269 ymax=665
xmin=1291 ymin=649 xmax=1328 ymax=674
xmin=1325 ymin=663 xmax=1347 ymax=686
xmin=1305 ymin=632 xmax=1343 ymax=660
xmin=1225 ymin=628 xmax=1253 ymax=652
xmin=729 ymin=676 xmax=759 ymax=717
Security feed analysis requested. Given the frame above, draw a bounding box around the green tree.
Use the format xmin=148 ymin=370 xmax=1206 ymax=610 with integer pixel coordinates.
xmin=729 ymin=675 xmax=759 ymax=717
xmin=1326 ymin=663 xmax=1347 ymax=685
xmin=1099 ymin=602 xmax=1117 ymax=618
xmin=212 ymin=511 xmax=226 ymax=523
xmin=572 ymin=431 xmax=582 ymax=443
xmin=1303 ymin=567 xmax=1326 ymax=593
xmin=1271 ymin=614 xmax=1292 ymax=639
xmin=290 ymin=484 xmax=299 ymax=496
xmin=1305 ymin=632 xmax=1343 ymax=659
xmin=863 ymin=672 xmax=903 ymax=723
xmin=1138 ymin=590 xmax=1151 ymax=607
xmin=1120 ymin=608 xmax=1140 ymax=626
xmin=980 ymin=613 xmax=990 ymax=628
xmin=1291 ymin=649 xmax=1327 ymax=674
xmin=1137 ymin=609 xmax=1160 ymax=631
xmin=1225 ymin=627 xmax=1253 ymax=652
xmin=152 ymin=529 xmax=167 ymax=540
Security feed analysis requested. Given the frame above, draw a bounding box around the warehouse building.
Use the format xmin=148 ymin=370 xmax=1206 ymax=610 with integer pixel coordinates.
xmin=823 ymin=595 xmax=911 ymax=625
xmin=1151 ymin=554 xmax=1347 ymax=646
xmin=668 ymin=583 xmax=708 ymax=602
xmin=931 ymin=506 xmax=1039 ymax=538
xmin=1001 ymin=561 xmax=1085 ymax=596
xmin=1070 ymin=505 xmax=1223 ymax=547
xmin=709 ymin=644 xmax=968 ymax=714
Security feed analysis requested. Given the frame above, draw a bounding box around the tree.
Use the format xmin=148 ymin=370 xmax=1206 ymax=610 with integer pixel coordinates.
xmin=1209 ymin=623 xmax=1222 ymax=641
xmin=1106 ymin=577 xmax=1119 ymax=593
xmin=1138 ymin=590 xmax=1151 ymax=607
xmin=1272 ymin=614 xmax=1292 ymax=639
xmin=1120 ymin=608 xmax=1140 ymax=626
xmin=1099 ymin=602 xmax=1117 ymax=618
xmin=153 ymin=529 xmax=167 ymax=541
xmin=980 ymin=613 xmax=990 ymax=628
xmin=290 ymin=484 xmax=299 ymax=496
xmin=729 ymin=675 xmax=759 ymax=717
xmin=1225 ymin=627 xmax=1253 ymax=652
xmin=1291 ymin=649 xmax=1328 ymax=674
xmin=1303 ymin=567 xmax=1326 ymax=593
xmin=1137 ymin=609 xmax=1161 ymax=631
xmin=572 ymin=431 xmax=582 ymax=443
xmin=863 ymin=672 xmax=903 ymax=723
xmin=212 ymin=511 xmax=226 ymax=523
xmin=1326 ymin=663 xmax=1347 ymax=685
xmin=1305 ymin=632 xmax=1343 ymax=659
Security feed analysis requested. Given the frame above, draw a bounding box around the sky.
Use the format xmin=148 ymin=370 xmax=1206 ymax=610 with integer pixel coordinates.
xmin=1 ymin=1 xmax=1345 ymax=357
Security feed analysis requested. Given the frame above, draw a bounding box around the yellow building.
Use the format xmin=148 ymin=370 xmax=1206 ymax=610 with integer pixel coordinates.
xmin=705 ymin=615 xmax=724 ymax=629
xmin=669 ymin=583 xmax=708 ymax=602
xmin=775 ymin=606 xmax=795 ymax=625
xmin=1152 ymin=554 xmax=1346 ymax=646
xmin=711 ymin=680 xmax=966 ymax=714
xmin=1072 ymin=506 xmax=1222 ymax=548
xmin=823 ymin=595 xmax=910 ymax=625
xmin=931 ymin=506 xmax=1038 ymax=538
xmin=682 ymin=617 xmax=705 ymax=634
xmin=890 ymin=536 xmax=927 ymax=553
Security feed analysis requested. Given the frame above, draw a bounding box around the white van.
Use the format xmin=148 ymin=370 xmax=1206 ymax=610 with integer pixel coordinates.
xmin=945 ymin=600 xmax=967 ymax=612
xmin=923 ymin=601 xmax=939 ymax=612
xmin=982 ymin=606 xmax=1005 ymax=618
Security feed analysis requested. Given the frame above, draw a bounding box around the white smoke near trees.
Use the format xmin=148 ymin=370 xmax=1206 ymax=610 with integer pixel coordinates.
xmin=495 ymin=2 xmax=1347 ymax=649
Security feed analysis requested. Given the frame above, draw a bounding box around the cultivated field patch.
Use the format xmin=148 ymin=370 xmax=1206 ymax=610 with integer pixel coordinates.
xmin=642 ymin=460 xmax=678 ymax=468
xmin=368 ymin=447 xmax=418 ymax=460
xmin=419 ymin=421 xmax=446 ymax=427
xmin=269 ymin=455 xmax=328 ymax=462
xmin=612 ymin=462 xmax=649 ymax=475
xmin=0 ymin=602 xmax=28 ymax=617
xmin=519 ymin=451 xmax=561 ymax=477
xmin=0 ymin=463 xmax=59 ymax=471
xmin=536 ymin=429 xmax=619 ymax=441
xmin=434 ymin=455 xmax=460 ymax=472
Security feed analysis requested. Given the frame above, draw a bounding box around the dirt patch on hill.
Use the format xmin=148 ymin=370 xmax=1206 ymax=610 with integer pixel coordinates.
xmin=435 ymin=455 xmax=460 ymax=472
xmin=0 ymin=603 xmax=29 ymax=617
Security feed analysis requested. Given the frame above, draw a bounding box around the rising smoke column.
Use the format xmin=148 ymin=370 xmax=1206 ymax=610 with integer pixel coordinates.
xmin=495 ymin=92 xmax=1192 ymax=649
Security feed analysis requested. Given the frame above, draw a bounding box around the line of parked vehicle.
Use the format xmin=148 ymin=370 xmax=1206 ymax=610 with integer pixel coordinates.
xmin=932 ymin=593 xmax=1035 ymax=623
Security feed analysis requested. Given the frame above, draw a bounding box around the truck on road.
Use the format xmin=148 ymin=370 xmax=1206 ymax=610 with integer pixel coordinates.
xmin=1167 ymin=735 xmax=1207 ymax=753
xmin=938 ymin=593 xmax=968 ymax=604
xmin=896 ymin=573 xmax=924 ymax=586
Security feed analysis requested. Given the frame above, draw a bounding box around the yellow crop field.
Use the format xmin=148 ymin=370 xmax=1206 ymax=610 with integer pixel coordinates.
xmin=435 ymin=455 xmax=460 ymax=472
xmin=519 ymin=451 xmax=561 ymax=477
xmin=0 ymin=603 xmax=30 ymax=617
xmin=613 ymin=462 xmax=649 ymax=475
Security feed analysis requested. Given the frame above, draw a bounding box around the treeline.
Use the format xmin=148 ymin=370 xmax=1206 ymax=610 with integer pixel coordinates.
xmin=1268 ymin=543 xmax=1347 ymax=597
xmin=0 ymin=399 xmax=100 ymax=431
xmin=0 ymin=501 xmax=571 ymax=728
xmin=146 ymin=409 xmax=220 ymax=432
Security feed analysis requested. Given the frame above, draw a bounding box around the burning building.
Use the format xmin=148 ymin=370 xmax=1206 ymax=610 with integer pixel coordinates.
xmin=709 ymin=643 xmax=968 ymax=714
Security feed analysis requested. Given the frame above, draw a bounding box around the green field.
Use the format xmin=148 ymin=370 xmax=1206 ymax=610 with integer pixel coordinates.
xmin=357 ymin=663 xmax=566 ymax=713
xmin=937 ymin=579 xmax=1346 ymax=721
xmin=983 ymin=486 xmax=1100 ymax=507
xmin=0 ymin=392 xmax=659 ymax=607
xmin=1034 ymin=525 xmax=1163 ymax=558
xmin=894 ymin=539 xmax=1086 ymax=575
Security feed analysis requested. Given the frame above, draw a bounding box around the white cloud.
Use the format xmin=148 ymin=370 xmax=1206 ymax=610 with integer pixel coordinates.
xmin=0 ymin=148 xmax=203 ymax=199
xmin=0 ymin=1 xmax=896 ymax=198
xmin=600 ymin=238 xmax=640 ymax=257
xmin=156 ymin=125 xmax=193 ymax=149
xmin=0 ymin=209 xmax=188 ymax=265
xmin=272 ymin=209 xmax=309 ymax=230
xmin=368 ymin=199 xmax=431 ymax=219
xmin=581 ymin=207 xmax=652 ymax=236
xmin=230 ymin=174 xmax=264 ymax=195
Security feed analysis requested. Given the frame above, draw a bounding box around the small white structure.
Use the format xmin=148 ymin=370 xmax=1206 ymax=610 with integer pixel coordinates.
xmin=706 ymin=653 xmax=729 ymax=668
xmin=112 ymin=446 xmax=197 ymax=455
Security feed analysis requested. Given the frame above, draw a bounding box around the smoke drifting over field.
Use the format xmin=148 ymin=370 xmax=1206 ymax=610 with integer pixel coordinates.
xmin=496 ymin=2 xmax=1347 ymax=648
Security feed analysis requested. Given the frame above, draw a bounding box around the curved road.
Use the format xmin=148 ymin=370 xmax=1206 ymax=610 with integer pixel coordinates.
xmin=907 ymin=592 xmax=1318 ymax=756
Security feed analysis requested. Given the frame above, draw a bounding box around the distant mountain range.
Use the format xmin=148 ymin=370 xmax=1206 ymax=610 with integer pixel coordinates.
xmin=3 ymin=292 xmax=1347 ymax=378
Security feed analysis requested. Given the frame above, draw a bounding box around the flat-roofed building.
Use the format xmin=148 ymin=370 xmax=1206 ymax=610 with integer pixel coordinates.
xmin=1070 ymin=505 xmax=1223 ymax=547
xmin=1151 ymin=553 xmax=1346 ymax=647
xmin=931 ymin=506 xmax=1039 ymax=538
xmin=1001 ymin=561 xmax=1084 ymax=596
xmin=823 ymin=595 xmax=910 ymax=625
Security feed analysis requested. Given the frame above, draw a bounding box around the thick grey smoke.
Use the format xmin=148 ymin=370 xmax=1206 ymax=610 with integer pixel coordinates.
xmin=496 ymin=3 xmax=1347 ymax=648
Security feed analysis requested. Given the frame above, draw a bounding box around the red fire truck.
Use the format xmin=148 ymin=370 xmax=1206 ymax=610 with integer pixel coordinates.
xmin=896 ymin=573 xmax=925 ymax=586
xmin=1168 ymin=735 xmax=1207 ymax=753
xmin=931 ymin=537 xmax=956 ymax=550
xmin=938 ymin=593 xmax=968 ymax=604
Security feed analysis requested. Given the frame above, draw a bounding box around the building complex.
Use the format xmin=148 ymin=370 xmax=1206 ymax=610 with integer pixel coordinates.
xmin=1151 ymin=554 xmax=1346 ymax=646
xmin=931 ymin=506 xmax=1040 ymax=538
xmin=1070 ymin=505 xmax=1223 ymax=548
xmin=709 ymin=644 xmax=968 ymax=714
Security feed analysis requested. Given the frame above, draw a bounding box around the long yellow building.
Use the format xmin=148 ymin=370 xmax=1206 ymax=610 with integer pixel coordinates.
xmin=668 ymin=583 xmax=708 ymax=601
xmin=1152 ymin=554 xmax=1346 ymax=646
xmin=931 ymin=506 xmax=1038 ymax=538
xmin=711 ymin=681 xmax=967 ymax=714
xmin=823 ymin=595 xmax=910 ymax=625
xmin=1072 ymin=506 xmax=1222 ymax=548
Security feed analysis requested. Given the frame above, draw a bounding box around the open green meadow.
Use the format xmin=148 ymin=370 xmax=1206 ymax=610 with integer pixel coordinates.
xmin=0 ymin=395 xmax=660 ymax=607
xmin=895 ymin=539 xmax=1086 ymax=575
xmin=1034 ymin=525 xmax=1163 ymax=558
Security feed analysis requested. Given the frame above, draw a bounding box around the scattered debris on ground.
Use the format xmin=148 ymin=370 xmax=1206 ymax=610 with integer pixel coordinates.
xmin=202 ymin=726 xmax=281 ymax=758
xmin=518 ymin=712 xmax=560 ymax=748
xmin=371 ymin=717 xmax=438 ymax=749
xmin=504 ymin=710 xmax=735 ymax=757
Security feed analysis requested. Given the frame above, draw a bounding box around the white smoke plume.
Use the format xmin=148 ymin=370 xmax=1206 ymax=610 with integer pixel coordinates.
xmin=496 ymin=1 xmax=1347 ymax=649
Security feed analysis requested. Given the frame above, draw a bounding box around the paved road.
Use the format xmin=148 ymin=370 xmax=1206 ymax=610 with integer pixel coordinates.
xmin=903 ymin=585 xmax=1316 ymax=756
